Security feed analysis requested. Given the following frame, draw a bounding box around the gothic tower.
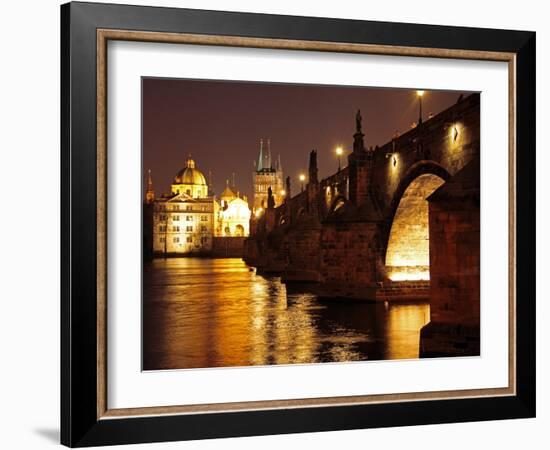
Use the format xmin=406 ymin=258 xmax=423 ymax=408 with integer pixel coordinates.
xmin=252 ymin=138 xmax=284 ymax=211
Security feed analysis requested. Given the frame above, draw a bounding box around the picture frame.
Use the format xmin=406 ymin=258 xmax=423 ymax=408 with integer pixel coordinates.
xmin=61 ymin=1 xmax=535 ymax=447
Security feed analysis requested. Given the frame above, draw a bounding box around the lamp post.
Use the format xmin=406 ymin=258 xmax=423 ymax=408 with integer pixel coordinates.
xmin=336 ymin=146 xmax=343 ymax=171
xmin=416 ymin=90 xmax=425 ymax=125
xmin=299 ymin=174 xmax=306 ymax=192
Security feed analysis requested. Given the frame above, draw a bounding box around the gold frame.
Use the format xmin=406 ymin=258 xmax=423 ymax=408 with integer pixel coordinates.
xmin=96 ymin=29 xmax=516 ymax=420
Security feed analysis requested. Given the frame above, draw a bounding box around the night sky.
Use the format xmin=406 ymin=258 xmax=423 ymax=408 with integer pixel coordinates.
xmin=143 ymin=78 xmax=472 ymax=201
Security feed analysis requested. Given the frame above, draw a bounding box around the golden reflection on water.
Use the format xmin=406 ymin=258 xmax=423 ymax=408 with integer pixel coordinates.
xmin=143 ymin=258 xmax=429 ymax=370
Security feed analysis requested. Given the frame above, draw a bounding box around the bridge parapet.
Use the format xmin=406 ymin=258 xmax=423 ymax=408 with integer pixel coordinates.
xmin=244 ymin=93 xmax=480 ymax=304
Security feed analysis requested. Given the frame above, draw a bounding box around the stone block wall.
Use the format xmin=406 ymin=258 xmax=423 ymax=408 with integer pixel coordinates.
xmin=420 ymin=158 xmax=480 ymax=357
xmin=211 ymin=237 xmax=246 ymax=258
xmin=317 ymin=221 xmax=382 ymax=300
xmin=282 ymin=220 xmax=322 ymax=282
xmin=428 ymin=201 xmax=480 ymax=325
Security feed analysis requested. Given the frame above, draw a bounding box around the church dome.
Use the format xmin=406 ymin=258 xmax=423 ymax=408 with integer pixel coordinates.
xmin=173 ymin=157 xmax=207 ymax=186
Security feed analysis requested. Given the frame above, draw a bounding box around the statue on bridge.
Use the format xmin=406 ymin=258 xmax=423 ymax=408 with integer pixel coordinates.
xmin=356 ymin=109 xmax=362 ymax=133
xmin=267 ymin=186 xmax=275 ymax=209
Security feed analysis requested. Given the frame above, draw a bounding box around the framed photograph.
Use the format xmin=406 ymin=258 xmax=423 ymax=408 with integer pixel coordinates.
xmin=61 ymin=1 xmax=535 ymax=447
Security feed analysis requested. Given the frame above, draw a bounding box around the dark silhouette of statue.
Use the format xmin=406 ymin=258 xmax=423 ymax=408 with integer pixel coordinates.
xmin=267 ymin=186 xmax=275 ymax=209
xmin=356 ymin=109 xmax=362 ymax=133
xmin=353 ymin=109 xmax=366 ymax=153
xmin=308 ymin=149 xmax=318 ymax=184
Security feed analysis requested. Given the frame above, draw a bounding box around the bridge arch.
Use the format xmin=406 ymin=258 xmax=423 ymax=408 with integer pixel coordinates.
xmin=383 ymin=161 xmax=451 ymax=281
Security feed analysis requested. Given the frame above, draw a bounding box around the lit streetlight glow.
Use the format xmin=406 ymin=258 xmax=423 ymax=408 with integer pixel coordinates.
xmin=336 ymin=146 xmax=343 ymax=171
xmin=299 ymin=174 xmax=306 ymax=192
xmin=416 ymin=90 xmax=425 ymax=125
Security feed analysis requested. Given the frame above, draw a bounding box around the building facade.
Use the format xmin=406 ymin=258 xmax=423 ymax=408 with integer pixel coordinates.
xmin=253 ymin=139 xmax=284 ymax=212
xmin=146 ymin=156 xmax=251 ymax=256
xmin=217 ymin=184 xmax=251 ymax=237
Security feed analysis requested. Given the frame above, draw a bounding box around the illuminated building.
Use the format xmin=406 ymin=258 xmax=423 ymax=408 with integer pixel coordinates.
xmin=253 ymin=138 xmax=284 ymax=211
xmin=216 ymin=184 xmax=251 ymax=237
xmin=147 ymin=155 xmax=251 ymax=256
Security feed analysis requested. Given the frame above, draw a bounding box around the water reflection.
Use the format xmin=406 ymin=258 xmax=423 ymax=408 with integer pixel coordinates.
xmin=143 ymin=258 xmax=429 ymax=370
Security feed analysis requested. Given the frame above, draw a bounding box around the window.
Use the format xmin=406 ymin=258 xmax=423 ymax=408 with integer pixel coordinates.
xmin=159 ymin=214 xmax=167 ymax=221
xmin=159 ymin=225 xmax=166 ymax=232
xmin=172 ymin=226 xmax=180 ymax=232
xmin=173 ymin=237 xmax=179 ymax=243
xmin=200 ymin=237 xmax=208 ymax=244
xmin=173 ymin=205 xmax=179 ymax=211
xmin=186 ymin=189 xmax=191 ymax=195
xmin=186 ymin=226 xmax=193 ymax=232
xmin=186 ymin=216 xmax=193 ymax=221
xmin=186 ymin=236 xmax=193 ymax=243
xmin=159 ymin=237 xmax=165 ymax=243
xmin=173 ymin=215 xmax=179 ymax=221
xmin=201 ymin=225 xmax=207 ymax=232
xmin=186 ymin=205 xmax=192 ymax=211
xmin=201 ymin=205 xmax=206 ymax=211
xmin=201 ymin=215 xmax=208 ymax=222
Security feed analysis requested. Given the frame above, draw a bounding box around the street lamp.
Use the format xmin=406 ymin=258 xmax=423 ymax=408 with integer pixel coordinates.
xmin=416 ymin=90 xmax=425 ymax=125
xmin=336 ymin=146 xmax=343 ymax=171
xmin=299 ymin=174 xmax=306 ymax=192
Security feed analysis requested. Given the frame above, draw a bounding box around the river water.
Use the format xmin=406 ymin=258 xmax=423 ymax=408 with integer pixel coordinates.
xmin=143 ymin=258 xmax=429 ymax=370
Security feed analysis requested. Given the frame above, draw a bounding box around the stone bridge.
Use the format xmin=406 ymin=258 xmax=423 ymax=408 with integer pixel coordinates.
xmin=244 ymin=93 xmax=480 ymax=356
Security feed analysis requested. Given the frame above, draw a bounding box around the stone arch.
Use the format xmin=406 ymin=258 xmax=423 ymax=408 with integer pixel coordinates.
xmin=383 ymin=161 xmax=451 ymax=281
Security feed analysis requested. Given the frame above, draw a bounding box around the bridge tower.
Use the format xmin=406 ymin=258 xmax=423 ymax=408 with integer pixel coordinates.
xmin=252 ymin=138 xmax=284 ymax=212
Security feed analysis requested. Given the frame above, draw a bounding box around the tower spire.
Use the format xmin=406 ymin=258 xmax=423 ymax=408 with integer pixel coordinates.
xmin=257 ymin=139 xmax=264 ymax=171
xmin=267 ymin=138 xmax=272 ymax=169
xmin=145 ymin=169 xmax=155 ymax=204
xmin=277 ymin=154 xmax=283 ymax=173
xmin=147 ymin=169 xmax=153 ymax=189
